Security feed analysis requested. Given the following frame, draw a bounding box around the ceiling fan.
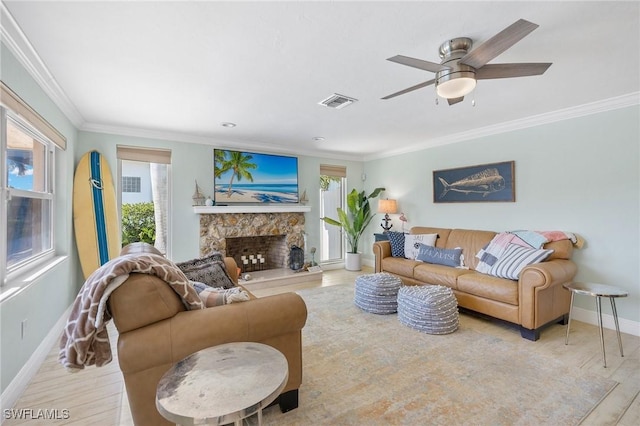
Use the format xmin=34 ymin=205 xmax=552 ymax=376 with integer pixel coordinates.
xmin=382 ymin=19 xmax=552 ymax=105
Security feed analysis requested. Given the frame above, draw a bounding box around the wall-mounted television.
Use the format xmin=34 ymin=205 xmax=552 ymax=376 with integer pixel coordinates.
xmin=214 ymin=149 xmax=299 ymax=204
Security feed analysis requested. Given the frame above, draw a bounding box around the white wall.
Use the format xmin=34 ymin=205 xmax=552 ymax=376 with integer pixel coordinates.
xmin=363 ymin=105 xmax=639 ymax=324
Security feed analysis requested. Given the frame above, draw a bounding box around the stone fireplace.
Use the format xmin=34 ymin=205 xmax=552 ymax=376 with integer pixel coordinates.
xmin=199 ymin=211 xmax=305 ymax=271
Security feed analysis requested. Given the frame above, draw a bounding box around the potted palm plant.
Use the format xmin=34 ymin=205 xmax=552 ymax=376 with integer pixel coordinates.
xmin=321 ymin=187 xmax=385 ymax=271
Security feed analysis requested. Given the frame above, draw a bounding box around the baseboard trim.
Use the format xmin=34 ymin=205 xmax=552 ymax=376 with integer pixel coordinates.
xmin=1 ymin=305 xmax=72 ymax=414
xmin=565 ymin=306 xmax=639 ymax=337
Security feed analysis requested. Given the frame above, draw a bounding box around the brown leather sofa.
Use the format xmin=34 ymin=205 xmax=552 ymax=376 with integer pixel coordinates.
xmin=373 ymin=227 xmax=577 ymax=341
xmin=107 ymin=243 xmax=308 ymax=425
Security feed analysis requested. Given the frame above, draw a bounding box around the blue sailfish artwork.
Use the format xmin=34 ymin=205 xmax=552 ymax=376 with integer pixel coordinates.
xmin=433 ymin=161 xmax=515 ymax=203
xmin=438 ymin=168 xmax=505 ymax=199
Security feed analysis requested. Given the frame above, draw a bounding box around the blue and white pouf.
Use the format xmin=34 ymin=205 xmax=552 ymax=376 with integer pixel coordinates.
xmin=354 ymin=272 xmax=403 ymax=314
xmin=397 ymin=285 xmax=459 ymax=334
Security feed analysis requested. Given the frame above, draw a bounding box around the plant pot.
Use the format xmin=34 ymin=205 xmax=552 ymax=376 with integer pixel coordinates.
xmin=345 ymin=252 xmax=362 ymax=271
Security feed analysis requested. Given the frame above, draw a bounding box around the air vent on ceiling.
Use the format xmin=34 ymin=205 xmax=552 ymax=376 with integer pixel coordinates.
xmin=318 ymin=93 xmax=358 ymax=109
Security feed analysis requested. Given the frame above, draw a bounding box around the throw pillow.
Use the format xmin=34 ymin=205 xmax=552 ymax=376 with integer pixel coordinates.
xmin=175 ymin=253 xmax=236 ymax=289
xmin=404 ymin=233 xmax=438 ymax=260
xmin=191 ymin=281 xmax=250 ymax=307
xmin=416 ymin=244 xmax=463 ymax=268
xmin=387 ymin=231 xmax=406 ymax=258
xmin=488 ymin=244 xmax=554 ymax=280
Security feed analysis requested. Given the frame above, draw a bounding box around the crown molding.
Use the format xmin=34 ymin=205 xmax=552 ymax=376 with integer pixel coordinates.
xmin=0 ymin=3 xmax=84 ymax=127
xmin=365 ymin=92 xmax=640 ymax=161
xmin=80 ymin=121 xmax=365 ymax=162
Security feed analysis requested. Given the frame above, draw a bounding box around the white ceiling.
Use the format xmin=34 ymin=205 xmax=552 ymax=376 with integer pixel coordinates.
xmin=2 ymin=1 xmax=639 ymax=161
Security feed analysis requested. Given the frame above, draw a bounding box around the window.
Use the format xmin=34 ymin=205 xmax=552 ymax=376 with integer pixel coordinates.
xmin=319 ymin=164 xmax=346 ymax=263
xmin=1 ymin=109 xmax=55 ymax=280
xmin=121 ymin=176 xmax=141 ymax=193
xmin=1 ymin=82 xmax=64 ymax=285
xmin=117 ymin=146 xmax=171 ymax=257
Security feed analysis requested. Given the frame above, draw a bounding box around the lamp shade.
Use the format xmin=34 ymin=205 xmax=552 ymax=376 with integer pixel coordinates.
xmin=436 ymin=74 xmax=476 ymax=99
xmin=378 ymin=199 xmax=398 ymax=214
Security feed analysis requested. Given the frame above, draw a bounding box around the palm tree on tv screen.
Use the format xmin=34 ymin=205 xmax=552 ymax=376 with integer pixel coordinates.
xmin=218 ymin=150 xmax=257 ymax=197
xmin=214 ymin=150 xmax=226 ymax=179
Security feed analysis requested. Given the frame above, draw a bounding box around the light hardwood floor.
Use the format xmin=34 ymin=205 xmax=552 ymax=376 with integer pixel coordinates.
xmin=4 ymin=267 xmax=639 ymax=425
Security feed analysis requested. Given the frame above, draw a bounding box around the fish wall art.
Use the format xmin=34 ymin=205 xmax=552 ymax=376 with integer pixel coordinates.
xmin=433 ymin=161 xmax=515 ymax=203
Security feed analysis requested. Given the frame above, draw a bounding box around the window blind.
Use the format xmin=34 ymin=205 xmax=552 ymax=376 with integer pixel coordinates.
xmin=319 ymin=164 xmax=346 ymax=178
xmin=1 ymin=81 xmax=67 ymax=150
xmin=116 ymin=146 xmax=172 ymax=164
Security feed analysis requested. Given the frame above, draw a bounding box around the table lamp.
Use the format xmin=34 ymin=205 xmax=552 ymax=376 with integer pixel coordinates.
xmin=377 ymin=199 xmax=397 ymax=232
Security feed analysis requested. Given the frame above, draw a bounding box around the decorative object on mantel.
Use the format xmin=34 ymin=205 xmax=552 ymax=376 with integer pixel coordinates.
xmin=378 ymin=198 xmax=398 ymax=232
xmin=299 ymin=190 xmax=308 ymax=205
xmin=433 ymin=161 xmax=515 ymax=203
xmin=205 ymin=196 xmax=214 ymax=206
xmin=192 ymin=180 xmax=205 ymax=206
xmin=399 ymin=212 xmax=408 ymax=232
xmin=321 ymin=187 xmax=385 ymax=271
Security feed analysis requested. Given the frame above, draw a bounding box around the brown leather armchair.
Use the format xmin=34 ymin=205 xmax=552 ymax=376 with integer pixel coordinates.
xmin=108 ymin=243 xmax=307 ymax=425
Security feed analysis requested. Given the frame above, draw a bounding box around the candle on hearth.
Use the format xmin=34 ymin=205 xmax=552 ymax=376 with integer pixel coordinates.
xmin=252 ymin=258 xmax=257 ymax=264
xmin=241 ymin=255 xmax=246 ymax=261
xmin=260 ymin=258 xmax=265 ymax=263
xmin=243 ymin=259 xmax=248 ymax=265
xmin=257 ymin=253 xmax=262 ymax=259
xmin=249 ymin=255 xmax=254 ymax=260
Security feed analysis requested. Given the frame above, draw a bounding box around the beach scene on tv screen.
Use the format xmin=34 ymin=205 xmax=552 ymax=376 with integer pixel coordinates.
xmin=214 ymin=149 xmax=299 ymax=203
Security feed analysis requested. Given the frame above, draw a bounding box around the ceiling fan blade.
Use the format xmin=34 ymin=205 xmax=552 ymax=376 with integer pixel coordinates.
xmin=475 ymin=63 xmax=552 ymax=79
xmin=387 ymin=55 xmax=450 ymax=73
xmin=447 ymin=97 xmax=464 ymax=106
xmin=459 ymin=19 xmax=539 ymax=69
xmin=381 ymin=79 xmax=436 ymax=100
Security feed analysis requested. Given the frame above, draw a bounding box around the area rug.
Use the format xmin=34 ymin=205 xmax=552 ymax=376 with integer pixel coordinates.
xmin=255 ymin=284 xmax=617 ymax=425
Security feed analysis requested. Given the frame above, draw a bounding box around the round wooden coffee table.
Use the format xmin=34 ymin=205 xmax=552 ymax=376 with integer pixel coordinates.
xmin=156 ymin=342 xmax=288 ymax=425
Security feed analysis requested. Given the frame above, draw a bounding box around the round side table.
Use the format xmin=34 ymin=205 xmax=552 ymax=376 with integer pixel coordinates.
xmin=156 ymin=342 xmax=288 ymax=425
xmin=563 ymin=282 xmax=628 ymax=368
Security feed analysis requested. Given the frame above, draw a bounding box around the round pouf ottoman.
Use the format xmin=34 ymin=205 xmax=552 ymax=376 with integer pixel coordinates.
xmin=354 ymin=272 xmax=403 ymax=314
xmin=397 ymin=285 xmax=459 ymax=334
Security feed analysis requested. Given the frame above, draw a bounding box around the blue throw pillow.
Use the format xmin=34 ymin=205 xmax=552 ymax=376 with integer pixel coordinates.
xmin=387 ymin=231 xmax=406 ymax=258
xmin=416 ymin=244 xmax=463 ymax=267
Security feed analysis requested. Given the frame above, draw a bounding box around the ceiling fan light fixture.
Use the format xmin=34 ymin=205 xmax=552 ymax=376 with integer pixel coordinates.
xmin=436 ymin=73 xmax=476 ymax=99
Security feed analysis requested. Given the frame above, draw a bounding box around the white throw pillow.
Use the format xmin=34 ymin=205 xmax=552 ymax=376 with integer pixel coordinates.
xmin=488 ymin=243 xmax=554 ymax=280
xmin=404 ymin=233 xmax=438 ymax=260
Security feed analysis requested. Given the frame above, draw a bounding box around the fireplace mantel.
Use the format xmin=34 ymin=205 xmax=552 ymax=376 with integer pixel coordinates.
xmin=193 ymin=205 xmax=311 ymax=214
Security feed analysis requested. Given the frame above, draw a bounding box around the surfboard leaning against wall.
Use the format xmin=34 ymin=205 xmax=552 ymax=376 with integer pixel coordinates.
xmin=73 ymin=150 xmax=120 ymax=279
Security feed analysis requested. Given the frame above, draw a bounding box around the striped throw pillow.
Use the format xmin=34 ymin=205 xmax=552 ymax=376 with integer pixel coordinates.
xmin=488 ymin=244 xmax=553 ymax=280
